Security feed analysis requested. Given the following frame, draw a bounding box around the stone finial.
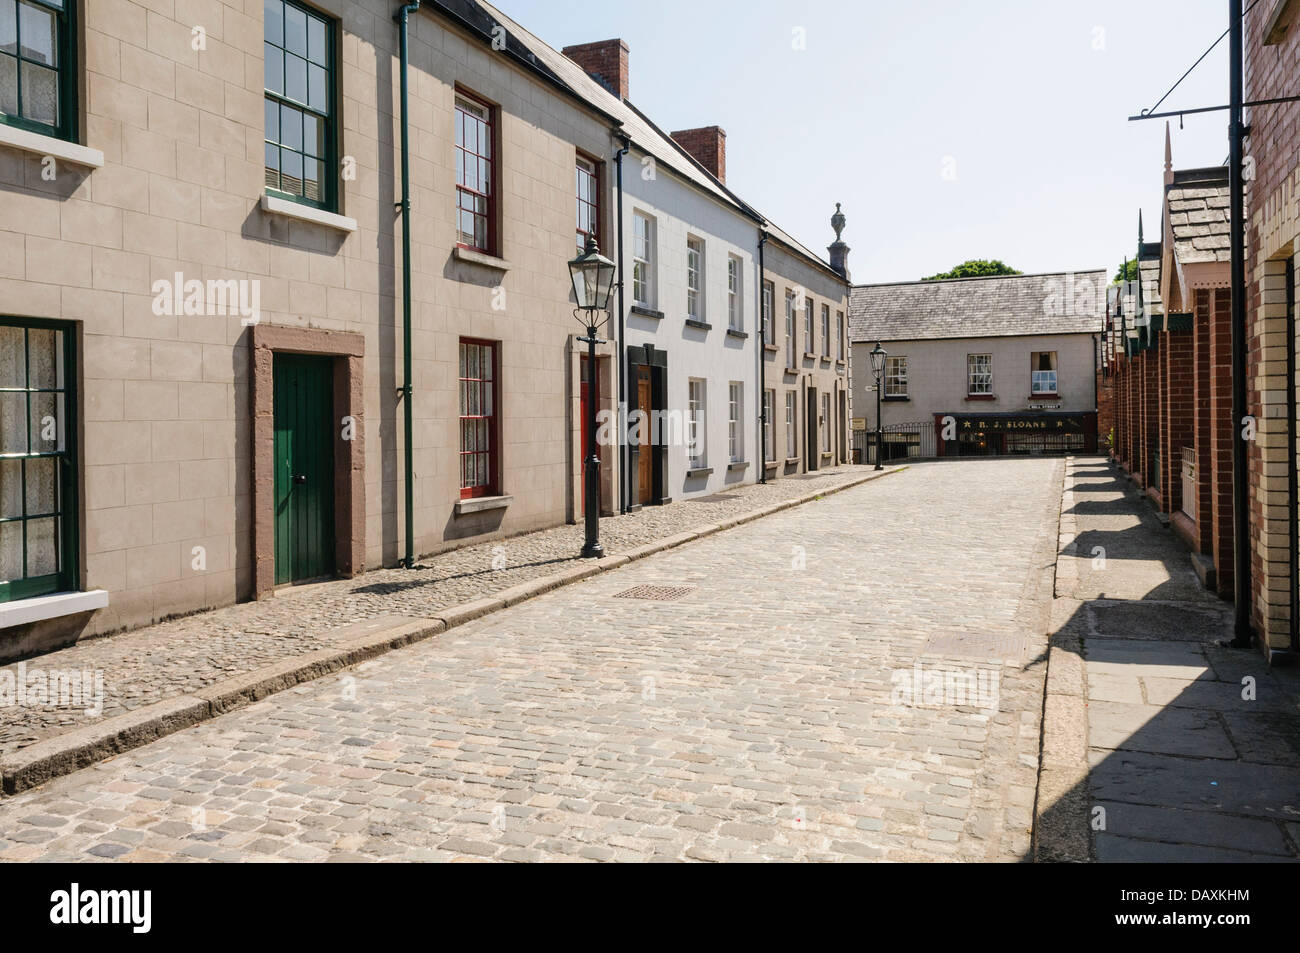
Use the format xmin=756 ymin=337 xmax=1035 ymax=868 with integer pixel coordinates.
xmin=831 ymin=203 xmax=846 ymax=242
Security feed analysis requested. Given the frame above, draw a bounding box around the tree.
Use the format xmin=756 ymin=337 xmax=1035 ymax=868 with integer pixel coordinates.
xmin=923 ymin=259 xmax=1022 ymax=281
xmin=1113 ymin=259 xmax=1139 ymax=284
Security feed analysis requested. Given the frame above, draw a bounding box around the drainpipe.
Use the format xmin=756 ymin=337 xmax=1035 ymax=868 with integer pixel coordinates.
xmin=395 ymin=1 xmax=420 ymax=569
xmin=758 ymin=228 xmax=768 ymax=482
xmin=614 ymin=133 xmax=630 ymax=513
xmin=1228 ymin=0 xmax=1252 ymax=648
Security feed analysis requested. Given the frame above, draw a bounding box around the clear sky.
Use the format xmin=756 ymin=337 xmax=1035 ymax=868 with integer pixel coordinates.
xmin=493 ymin=0 xmax=1235 ymax=284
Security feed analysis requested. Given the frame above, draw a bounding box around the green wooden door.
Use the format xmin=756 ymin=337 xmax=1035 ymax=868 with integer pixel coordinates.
xmin=273 ymin=354 xmax=336 ymax=585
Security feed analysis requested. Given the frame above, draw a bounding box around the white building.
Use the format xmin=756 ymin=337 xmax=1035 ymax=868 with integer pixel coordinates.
xmin=848 ymin=271 xmax=1106 ymax=459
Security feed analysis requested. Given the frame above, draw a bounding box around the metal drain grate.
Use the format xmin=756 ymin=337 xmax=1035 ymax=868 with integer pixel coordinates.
xmin=921 ymin=632 xmax=1026 ymax=663
xmin=613 ymin=585 xmax=697 ymax=602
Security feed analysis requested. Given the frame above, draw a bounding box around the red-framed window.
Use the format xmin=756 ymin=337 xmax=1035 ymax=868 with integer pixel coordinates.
xmin=458 ymin=339 xmax=499 ymax=499
xmin=455 ymin=91 xmax=494 ymax=253
xmin=576 ymin=153 xmax=599 ymax=252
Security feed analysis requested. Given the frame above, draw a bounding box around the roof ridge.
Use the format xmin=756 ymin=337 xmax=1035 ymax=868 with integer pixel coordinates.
xmin=851 ymin=268 xmax=1107 ymax=290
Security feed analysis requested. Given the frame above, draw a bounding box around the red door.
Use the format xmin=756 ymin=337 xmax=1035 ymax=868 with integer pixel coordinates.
xmin=580 ymin=355 xmax=600 ymax=516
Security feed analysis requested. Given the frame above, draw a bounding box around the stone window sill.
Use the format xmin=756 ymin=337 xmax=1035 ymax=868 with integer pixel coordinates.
xmin=454 ymin=494 xmax=513 ymax=516
xmin=883 ymin=395 xmax=910 ymax=402
xmin=965 ymin=394 xmax=997 ymax=402
xmin=784 ymin=457 xmax=800 ymax=466
xmin=727 ymin=460 xmax=748 ymax=472
xmin=630 ymin=305 xmax=664 ymax=320
xmin=453 ymin=245 xmax=510 ymax=270
xmin=686 ymin=467 xmax=712 ymax=478
xmin=803 ymin=352 xmax=817 ymax=360
xmin=262 ymin=194 xmax=357 ymax=233
xmin=685 ymin=319 xmax=711 ymax=331
xmin=726 ymin=328 xmax=748 ymax=340
xmin=0 ymin=590 xmax=109 ymax=628
xmin=0 ymin=123 xmax=103 ymax=168
xmin=764 ymin=344 xmax=779 ymax=354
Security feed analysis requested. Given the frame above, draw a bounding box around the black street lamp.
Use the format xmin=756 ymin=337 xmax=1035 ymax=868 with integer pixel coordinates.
xmin=568 ymin=237 xmax=617 ymax=559
xmin=869 ymin=341 xmax=887 ymax=471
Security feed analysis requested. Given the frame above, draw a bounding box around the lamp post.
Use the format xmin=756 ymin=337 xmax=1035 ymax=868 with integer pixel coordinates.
xmin=869 ymin=341 xmax=887 ymax=471
xmin=568 ymin=237 xmax=617 ymax=559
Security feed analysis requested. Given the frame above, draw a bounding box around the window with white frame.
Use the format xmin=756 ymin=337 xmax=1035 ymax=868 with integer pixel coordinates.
xmin=821 ymin=392 xmax=831 ymax=453
xmin=687 ymin=378 xmax=706 ymax=468
xmin=837 ymin=311 xmax=845 ymax=360
xmin=762 ymin=281 xmax=774 ymax=345
xmin=763 ymin=389 xmax=775 ymax=462
xmin=1031 ymin=351 xmax=1058 ymax=395
xmin=727 ymin=256 xmax=743 ymax=331
xmin=687 ymin=237 xmax=705 ymax=321
xmin=820 ymin=304 xmax=831 ymax=358
xmin=728 ymin=382 xmax=743 ymax=463
xmin=804 ymin=297 xmax=814 ymax=353
xmin=785 ymin=391 xmax=797 ymax=458
xmin=785 ymin=291 xmax=796 ymax=367
xmin=632 ymin=211 xmax=654 ymax=307
xmin=883 ymin=356 xmax=904 ymax=395
xmin=575 ymin=154 xmax=598 ymax=253
xmin=885 ymin=355 xmax=908 ymax=397
xmin=968 ymin=353 xmax=993 ymax=395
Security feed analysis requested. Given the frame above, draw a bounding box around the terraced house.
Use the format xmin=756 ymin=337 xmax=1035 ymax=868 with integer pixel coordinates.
xmin=0 ymin=0 xmax=851 ymax=659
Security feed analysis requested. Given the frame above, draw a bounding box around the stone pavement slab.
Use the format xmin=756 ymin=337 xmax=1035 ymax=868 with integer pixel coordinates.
xmin=1038 ymin=456 xmax=1300 ymax=863
xmin=0 ymin=458 xmax=1063 ymax=862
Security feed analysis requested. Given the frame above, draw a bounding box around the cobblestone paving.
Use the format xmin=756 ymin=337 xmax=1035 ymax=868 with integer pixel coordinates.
xmin=0 ymin=466 xmax=869 ymax=755
xmin=0 ymin=458 xmax=1062 ymax=862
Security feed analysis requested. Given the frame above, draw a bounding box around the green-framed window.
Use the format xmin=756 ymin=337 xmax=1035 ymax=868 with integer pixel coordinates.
xmin=0 ymin=0 xmax=78 ymax=141
xmin=1 ymin=318 xmax=77 ymax=603
xmin=263 ymin=0 xmax=336 ymax=211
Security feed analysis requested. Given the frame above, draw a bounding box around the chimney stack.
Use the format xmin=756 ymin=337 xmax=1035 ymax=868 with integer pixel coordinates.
xmin=828 ymin=203 xmax=851 ymax=282
xmin=670 ymin=126 xmax=727 ymax=183
xmin=561 ymin=39 xmax=630 ymax=101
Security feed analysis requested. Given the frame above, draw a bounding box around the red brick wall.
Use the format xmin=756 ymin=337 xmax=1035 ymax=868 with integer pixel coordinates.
xmin=1245 ymin=7 xmax=1300 ymax=644
xmin=1209 ymin=288 xmax=1236 ymax=598
xmin=1096 ymin=364 xmax=1116 ymax=453
xmin=1161 ymin=328 xmax=1196 ymax=514
xmin=1194 ymin=290 xmax=1215 ymax=554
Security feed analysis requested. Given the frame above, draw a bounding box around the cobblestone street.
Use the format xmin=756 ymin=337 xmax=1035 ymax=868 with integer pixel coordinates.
xmin=0 ymin=459 xmax=1063 ymax=862
xmin=0 ymin=466 xmax=870 ymax=755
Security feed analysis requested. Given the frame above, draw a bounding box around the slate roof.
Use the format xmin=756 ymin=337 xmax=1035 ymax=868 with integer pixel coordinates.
xmin=1167 ymin=167 xmax=1231 ymax=265
xmin=1137 ymin=240 xmax=1164 ymax=319
xmin=848 ymin=270 xmax=1108 ymax=343
xmin=472 ymin=0 xmax=841 ymax=279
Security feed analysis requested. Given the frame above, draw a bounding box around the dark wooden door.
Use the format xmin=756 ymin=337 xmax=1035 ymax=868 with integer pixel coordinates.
xmin=273 ymin=354 xmax=335 ymax=585
xmin=580 ymin=355 xmax=600 ymax=516
xmin=636 ymin=367 xmax=652 ymax=504
xmin=805 ymin=387 xmax=818 ymax=471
